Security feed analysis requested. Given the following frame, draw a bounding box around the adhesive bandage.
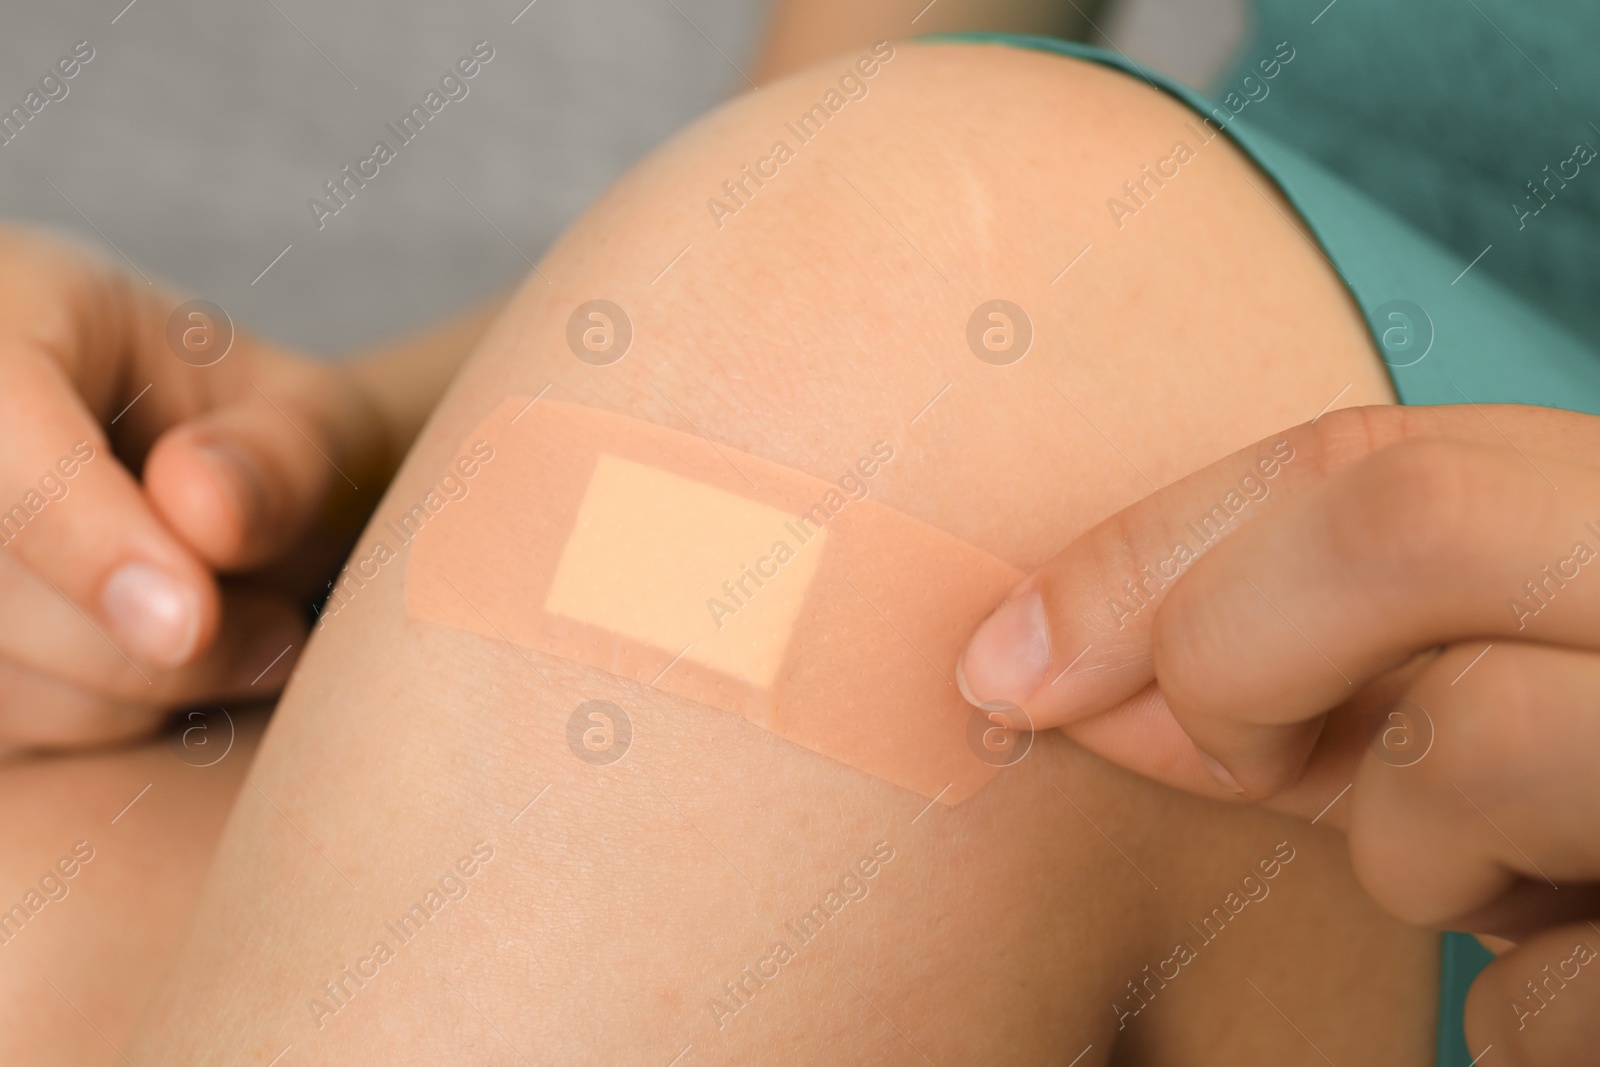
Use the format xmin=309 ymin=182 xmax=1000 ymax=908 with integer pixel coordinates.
xmin=406 ymin=397 xmax=1023 ymax=804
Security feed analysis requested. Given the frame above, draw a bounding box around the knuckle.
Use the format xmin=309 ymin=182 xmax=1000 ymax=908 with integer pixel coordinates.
xmin=1148 ymin=590 xmax=1228 ymax=714
xmin=1424 ymin=649 xmax=1550 ymax=791
xmin=1324 ymin=438 xmax=1494 ymax=576
xmin=1051 ymin=505 xmax=1167 ymax=646
xmin=1094 ymin=508 xmax=1157 ymax=606
xmin=1302 ymin=404 xmax=1409 ymax=478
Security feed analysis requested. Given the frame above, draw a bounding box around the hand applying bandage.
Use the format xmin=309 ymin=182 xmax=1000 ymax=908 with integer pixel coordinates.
xmin=957 ymin=403 xmax=1600 ymax=1062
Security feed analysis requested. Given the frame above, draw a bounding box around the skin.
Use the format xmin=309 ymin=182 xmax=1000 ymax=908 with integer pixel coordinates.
xmin=0 ymin=710 xmax=265 ymax=1066
xmin=0 ymin=0 xmax=1067 ymax=760
xmin=0 ymin=0 xmax=1583 ymax=1052
xmin=0 ymin=228 xmax=494 ymax=751
xmin=957 ymin=405 xmax=1600 ymax=1063
xmin=121 ymin=43 xmax=1433 ymax=1065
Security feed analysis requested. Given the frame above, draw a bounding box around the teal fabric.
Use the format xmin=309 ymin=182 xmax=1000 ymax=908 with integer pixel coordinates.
xmin=924 ymin=29 xmax=1574 ymax=1067
xmin=930 ymin=32 xmax=1600 ymax=417
xmin=1439 ymin=932 xmax=1496 ymax=1067
xmin=1226 ymin=0 xmax=1600 ymax=354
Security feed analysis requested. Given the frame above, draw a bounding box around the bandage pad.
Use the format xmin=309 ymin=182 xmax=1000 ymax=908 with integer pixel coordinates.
xmin=405 ymin=398 xmax=1023 ymax=805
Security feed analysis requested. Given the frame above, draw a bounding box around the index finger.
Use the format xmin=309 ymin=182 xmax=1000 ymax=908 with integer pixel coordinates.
xmin=0 ymin=353 xmax=220 ymax=669
xmin=955 ymin=404 xmax=1600 ymax=733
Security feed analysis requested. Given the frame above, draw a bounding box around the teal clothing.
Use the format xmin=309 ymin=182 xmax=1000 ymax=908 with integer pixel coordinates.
xmin=1230 ymin=0 xmax=1600 ymax=353
xmin=933 ymin=18 xmax=1596 ymax=1066
xmin=1439 ymin=932 xmax=1496 ymax=1067
xmin=935 ymin=31 xmax=1600 ymax=417
xmin=1210 ymin=15 xmax=1585 ymax=1060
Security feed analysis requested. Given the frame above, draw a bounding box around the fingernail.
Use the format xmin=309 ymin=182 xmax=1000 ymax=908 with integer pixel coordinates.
xmin=101 ymin=562 xmax=200 ymax=667
xmin=1473 ymin=933 xmax=1517 ymax=956
xmin=194 ymin=440 xmax=268 ymax=528
xmin=1195 ymin=748 xmax=1246 ymax=795
xmin=957 ymin=591 xmax=1050 ymax=707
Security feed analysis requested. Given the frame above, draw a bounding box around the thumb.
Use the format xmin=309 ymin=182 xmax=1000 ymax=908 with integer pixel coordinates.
xmin=954 ymin=404 xmax=1599 ymax=732
xmin=955 ymin=424 xmax=1324 ymax=731
xmin=144 ymin=372 xmax=384 ymax=570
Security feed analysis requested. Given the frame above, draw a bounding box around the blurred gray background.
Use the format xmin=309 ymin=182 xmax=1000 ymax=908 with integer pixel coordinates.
xmin=0 ymin=0 xmax=1242 ymax=353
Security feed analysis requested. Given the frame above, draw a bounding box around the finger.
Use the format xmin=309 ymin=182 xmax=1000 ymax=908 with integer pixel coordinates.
xmin=0 ymin=660 xmax=170 ymax=751
xmin=1466 ymin=922 xmax=1600 ymax=1066
xmin=142 ymin=366 xmax=379 ymax=569
xmin=0 ymin=354 xmax=219 ymax=668
xmin=1057 ymin=683 xmax=1235 ymax=798
xmin=1348 ymin=643 xmax=1600 ymax=932
xmin=0 ymin=556 xmax=303 ymax=704
xmin=956 ymin=423 xmax=1322 ymax=722
xmin=4 ymin=242 xmax=380 ymax=575
xmin=956 ymin=404 xmax=1600 ymax=734
xmin=1059 ymin=655 xmax=1431 ymax=821
xmin=1160 ymin=439 xmax=1600 ymax=795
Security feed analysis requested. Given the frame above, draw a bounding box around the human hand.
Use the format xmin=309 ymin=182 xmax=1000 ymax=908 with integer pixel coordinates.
xmin=0 ymin=228 xmax=388 ymax=750
xmin=957 ymin=403 xmax=1600 ymax=1059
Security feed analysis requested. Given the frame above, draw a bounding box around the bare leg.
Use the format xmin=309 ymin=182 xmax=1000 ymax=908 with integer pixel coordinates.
xmin=129 ymin=43 xmax=1424 ymax=1066
xmin=0 ymin=711 xmax=263 ymax=1066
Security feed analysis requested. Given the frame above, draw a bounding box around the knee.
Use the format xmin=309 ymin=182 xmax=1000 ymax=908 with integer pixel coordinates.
xmin=459 ymin=40 xmax=1387 ymax=565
